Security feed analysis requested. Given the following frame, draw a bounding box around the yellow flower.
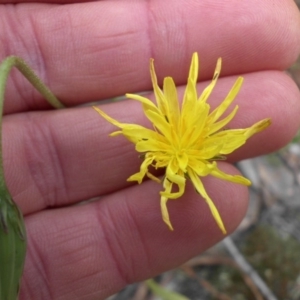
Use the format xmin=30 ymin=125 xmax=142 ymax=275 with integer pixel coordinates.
xmin=93 ymin=53 xmax=271 ymax=234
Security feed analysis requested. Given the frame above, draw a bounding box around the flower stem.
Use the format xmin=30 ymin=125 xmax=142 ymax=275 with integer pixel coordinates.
xmin=0 ymin=56 xmax=65 ymax=300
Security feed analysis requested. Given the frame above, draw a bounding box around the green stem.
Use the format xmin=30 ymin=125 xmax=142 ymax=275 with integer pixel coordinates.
xmin=0 ymin=56 xmax=65 ymax=300
xmin=0 ymin=56 xmax=65 ymax=187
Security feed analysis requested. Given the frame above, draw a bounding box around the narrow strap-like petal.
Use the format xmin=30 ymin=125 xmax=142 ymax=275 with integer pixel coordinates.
xmin=160 ymin=160 xmax=186 ymax=199
xmin=188 ymin=52 xmax=199 ymax=85
xmin=160 ymin=178 xmax=174 ymax=230
xmin=136 ymin=139 xmax=170 ymax=152
xmin=210 ymin=165 xmax=251 ymax=186
xmin=207 ymin=105 xmax=239 ymax=135
xmin=198 ymin=58 xmax=222 ymax=104
xmin=188 ymin=168 xmax=226 ymax=234
xmin=163 ymin=77 xmax=180 ymax=130
xmin=187 ymin=158 xmax=216 ymax=176
xmin=122 ymin=126 xmax=167 ymax=143
xmin=127 ymin=156 xmax=155 ymax=184
xmin=126 ymin=93 xmax=161 ymax=115
xmin=144 ymin=109 xmax=173 ymax=142
xmin=93 ymin=106 xmax=124 ymax=128
xmin=150 ymin=59 xmax=168 ymax=116
xmin=208 ymin=77 xmax=243 ymax=123
xmin=181 ymin=78 xmax=198 ymax=135
xmin=245 ymin=118 xmax=271 ymax=138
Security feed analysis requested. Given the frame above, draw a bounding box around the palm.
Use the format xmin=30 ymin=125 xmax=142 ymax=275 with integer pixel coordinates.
xmin=0 ymin=0 xmax=299 ymax=299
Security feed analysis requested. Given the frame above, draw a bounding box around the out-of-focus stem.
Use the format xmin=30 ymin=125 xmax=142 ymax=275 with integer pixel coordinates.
xmin=0 ymin=56 xmax=65 ymax=300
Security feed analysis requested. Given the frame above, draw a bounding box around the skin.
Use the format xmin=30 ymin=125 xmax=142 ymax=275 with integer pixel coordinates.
xmin=0 ymin=0 xmax=300 ymax=299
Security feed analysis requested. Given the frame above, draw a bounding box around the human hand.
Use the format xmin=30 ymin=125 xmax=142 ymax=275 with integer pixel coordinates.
xmin=1 ymin=0 xmax=300 ymax=299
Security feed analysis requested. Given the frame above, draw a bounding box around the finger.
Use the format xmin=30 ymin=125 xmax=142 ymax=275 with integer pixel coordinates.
xmin=5 ymin=71 xmax=300 ymax=215
xmin=0 ymin=0 xmax=299 ymax=113
xmin=0 ymin=0 xmax=89 ymax=3
xmin=19 ymin=163 xmax=248 ymax=300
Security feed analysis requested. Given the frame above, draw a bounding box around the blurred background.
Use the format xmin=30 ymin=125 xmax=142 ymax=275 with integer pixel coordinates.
xmin=108 ymin=2 xmax=300 ymax=299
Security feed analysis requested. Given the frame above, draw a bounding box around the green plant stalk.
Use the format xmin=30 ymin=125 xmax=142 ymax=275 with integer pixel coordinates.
xmin=146 ymin=279 xmax=189 ymax=300
xmin=0 ymin=56 xmax=65 ymax=300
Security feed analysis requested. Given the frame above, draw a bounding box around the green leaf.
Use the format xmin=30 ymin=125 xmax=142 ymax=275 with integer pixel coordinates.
xmin=0 ymin=189 xmax=26 ymax=300
xmin=146 ymin=279 xmax=190 ymax=300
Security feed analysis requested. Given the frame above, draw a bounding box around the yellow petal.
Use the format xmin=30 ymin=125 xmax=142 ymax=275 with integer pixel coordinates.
xmin=188 ymin=168 xmax=226 ymax=234
xmin=122 ymin=126 xmax=167 ymax=143
xmin=176 ymin=152 xmax=189 ymax=172
xmin=144 ymin=109 xmax=173 ymax=142
xmin=188 ymin=158 xmax=216 ymax=176
xmin=160 ymin=178 xmax=174 ymax=230
xmin=198 ymin=58 xmax=221 ymax=104
xmin=146 ymin=172 xmax=161 ymax=183
xmin=209 ymin=118 xmax=271 ymax=154
xmin=203 ymin=131 xmax=246 ymax=155
xmin=188 ymin=52 xmax=199 ymax=85
xmin=181 ymin=78 xmax=198 ymax=118
xmin=181 ymin=102 xmax=209 ymax=147
xmin=136 ymin=139 xmax=170 ymax=152
xmin=245 ymin=118 xmax=271 ymax=138
xmin=195 ymin=142 xmax=224 ymax=160
xmin=163 ymin=77 xmax=180 ymax=129
xmin=150 ymin=59 xmax=168 ymax=115
xmin=127 ymin=156 xmax=155 ymax=183
xmin=93 ymin=106 xmax=124 ymax=128
xmin=110 ymin=131 xmax=123 ymax=137
xmin=181 ymin=78 xmax=199 ymax=136
xmin=93 ymin=107 xmax=157 ymax=145
xmin=208 ymin=105 xmax=239 ymax=135
xmin=208 ymin=76 xmax=243 ymax=123
xmin=210 ymin=165 xmax=251 ymax=186
xmin=126 ymin=93 xmax=161 ymax=115
xmin=160 ymin=164 xmax=186 ymax=199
